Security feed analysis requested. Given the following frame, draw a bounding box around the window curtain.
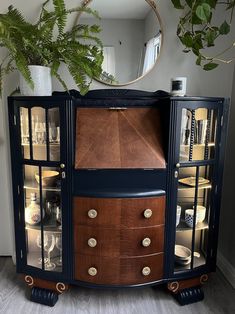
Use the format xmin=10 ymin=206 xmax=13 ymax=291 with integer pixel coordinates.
xmin=102 ymin=46 xmax=116 ymax=76
xmin=142 ymin=34 xmax=161 ymax=75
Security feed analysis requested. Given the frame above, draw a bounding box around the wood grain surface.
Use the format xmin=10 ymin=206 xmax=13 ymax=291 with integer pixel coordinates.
xmin=74 ymin=225 xmax=164 ymax=257
xmin=73 ymin=196 xmax=165 ymax=228
xmin=74 ymin=253 xmax=164 ymax=285
xmin=75 ymin=108 xmax=166 ymax=169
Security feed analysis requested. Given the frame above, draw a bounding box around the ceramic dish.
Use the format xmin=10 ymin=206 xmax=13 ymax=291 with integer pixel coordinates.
xmin=174 ymin=244 xmax=191 ymax=260
xmin=178 ymin=177 xmax=210 ymax=187
xmin=35 ymin=170 xmax=59 ymax=187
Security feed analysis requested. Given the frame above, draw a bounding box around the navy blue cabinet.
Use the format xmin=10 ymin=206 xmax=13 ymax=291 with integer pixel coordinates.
xmin=8 ymin=91 xmax=229 ymax=306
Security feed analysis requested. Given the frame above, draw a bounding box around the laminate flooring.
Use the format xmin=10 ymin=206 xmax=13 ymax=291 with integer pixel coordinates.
xmin=0 ymin=257 xmax=234 ymax=314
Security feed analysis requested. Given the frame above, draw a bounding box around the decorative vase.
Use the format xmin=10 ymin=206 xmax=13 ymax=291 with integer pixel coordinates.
xmin=25 ymin=192 xmax=45 ymax=225
xmin=19 ymin=65 xmax=52 ymax=96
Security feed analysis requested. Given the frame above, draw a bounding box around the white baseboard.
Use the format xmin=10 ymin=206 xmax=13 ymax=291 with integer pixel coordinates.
xmin=217 ymin=251 xmax=235 ymax=289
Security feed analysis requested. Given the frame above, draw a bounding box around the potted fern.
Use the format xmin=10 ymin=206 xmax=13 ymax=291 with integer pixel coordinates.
xmin=0 ymin=0 xmax=104 ymax=96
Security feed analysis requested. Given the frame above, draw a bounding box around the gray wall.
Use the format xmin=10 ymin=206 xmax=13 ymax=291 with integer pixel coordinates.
xmin=219 ymin=65 xmax=235 ymax=267
xmin=0 ymin=0 xmax=235 ymax=277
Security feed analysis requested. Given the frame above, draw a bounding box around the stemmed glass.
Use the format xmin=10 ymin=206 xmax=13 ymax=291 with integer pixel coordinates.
xmin=36 ymin=233 xmax=56 ymax=270
xmin=36 ymin=234 xmax=48 ymax=266
xmin=55 ymin=234 xmax=62 ymax=266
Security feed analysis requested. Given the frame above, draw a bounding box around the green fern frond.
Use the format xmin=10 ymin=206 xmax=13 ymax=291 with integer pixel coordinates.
xmin=52 ymin=0 xmax=66 ymax=38
xmin=14 ymin=51 xmax=34 ymax=89
xmin=53 ymin=71 xmax=69 ymax=92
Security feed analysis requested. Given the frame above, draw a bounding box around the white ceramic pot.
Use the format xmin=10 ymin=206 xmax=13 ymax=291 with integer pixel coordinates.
xmin=19 ymin=65 xmax=52 ymax=96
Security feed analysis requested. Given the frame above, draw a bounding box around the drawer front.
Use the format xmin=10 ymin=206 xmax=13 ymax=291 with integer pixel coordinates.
xmin=75 ymin=254 xmax=120 ymax=285
xmin=74 ymin=225 xmax=120 ymax=257
xmin=121 ymin=196 xmax=165 ymax=227
xmin=73 ymin=197 xmax=121 ymax=226
xmin=75 ymin=253 xmax=164 ymax=285
xmin=120 ymin=253 xmax=164 ymax=285
xmin=73 ymin=196 xmax=165 ymax=227
xmin=121 ymin=225 xmax=164 ymax=256
xmin=74 ymin=225 xmax=164 ymax=257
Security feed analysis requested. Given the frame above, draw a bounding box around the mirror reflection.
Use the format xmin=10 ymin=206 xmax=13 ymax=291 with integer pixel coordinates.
xmin=78 ymin=0 xmax=162 ymax=85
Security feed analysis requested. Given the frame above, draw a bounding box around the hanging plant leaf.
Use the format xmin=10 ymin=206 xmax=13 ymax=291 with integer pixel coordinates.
xmin=205 ymin=0 xmax=217 ymax=9
xmin=180 ymin=32 xmax=193 ymax=47
xmin=171 ymin=0 xmax=184 ymax=9
xmin=196 ymin=3 xmax=211 ymax=22
xmin=196 ymin=55 xmax=202 ymax=65
xmin=219 ymin=20 xmax=230 ymax=35
xmin=203 ymin=62 xmax=219 ymax=70
xmin=185 ymin=0 xmax=193 ymax=8
xmin=205 ymin=29 xmax=217 ymax=47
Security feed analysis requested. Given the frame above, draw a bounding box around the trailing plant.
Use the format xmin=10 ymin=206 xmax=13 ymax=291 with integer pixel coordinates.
xmin=0 ymin=0 xmax=104 ymax=95
xmin=171 ymin=0 xmax=235 ymax=70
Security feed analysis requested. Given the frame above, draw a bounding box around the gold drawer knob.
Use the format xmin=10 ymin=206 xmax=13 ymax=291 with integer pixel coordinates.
xmin=142 ymin=266 xmax=151 ymax=276
xmin=88 ymin=238 xmax=97 ymax=248
xmin=88 ymin=209 xmax=97 ymax=219
xmin=142 ymin=237 xmax=151 ymax=247
xmin=88 ymin=267 xmax=97 ymax=276
xmin=143 ymin=209 xmax=152 ymax=219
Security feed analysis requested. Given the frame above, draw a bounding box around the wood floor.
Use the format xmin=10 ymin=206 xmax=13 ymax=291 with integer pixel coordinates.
xmin=0 ymin=257 xmax=234 ymax=314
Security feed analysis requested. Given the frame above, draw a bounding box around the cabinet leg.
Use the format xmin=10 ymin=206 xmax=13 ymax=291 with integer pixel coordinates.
xmin=174 ymin=286 xmax=204 ymax=305
xmin=30 ymin=286 xmax=58 ymax=307
xmin=167 ymin=274 xmax=209 ymax=306
xmin=23 ymin=275 xmax=69 ymax=306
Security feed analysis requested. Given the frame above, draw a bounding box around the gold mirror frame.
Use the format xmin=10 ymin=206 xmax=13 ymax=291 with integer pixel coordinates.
xmin=75 ymin=0 xmax=163 ymax=87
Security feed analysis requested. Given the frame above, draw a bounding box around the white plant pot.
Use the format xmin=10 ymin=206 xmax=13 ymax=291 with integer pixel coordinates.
xmin=19 ymin=65 xmax=52 ymax=96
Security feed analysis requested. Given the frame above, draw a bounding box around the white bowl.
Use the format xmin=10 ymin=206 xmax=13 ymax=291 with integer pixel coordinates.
xmin=185 ymin=206 xmax=206 ymax=228
xmin=193 ymin=205 xmax=206 ymax=223
xmin=175 ymin=244 xmax=191 ymax=260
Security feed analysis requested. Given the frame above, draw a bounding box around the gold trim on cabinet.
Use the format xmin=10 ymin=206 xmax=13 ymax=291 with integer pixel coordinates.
xmin=25 ymin=275 xmax=34 ymax=287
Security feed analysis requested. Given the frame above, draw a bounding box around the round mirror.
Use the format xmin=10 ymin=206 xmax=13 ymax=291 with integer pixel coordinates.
xmin=77 ymin=0 xmax=163 ymax=86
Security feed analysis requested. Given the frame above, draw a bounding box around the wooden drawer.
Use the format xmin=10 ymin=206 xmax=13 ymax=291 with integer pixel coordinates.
xmin=74 ymin=253 xmax=164 ymax=285
xmin=120 ymin=225 xmax=164 ymax=256
xmin=73 ymin=197 xmax=121 ymax=226
xmin=121 ymin=197 xmax=165 ymax=227
xmin=74 ymin=225 xmax=164 ymax=257
xmin=74 ymin=225 xmax=120 ymax=257
xmin=73 ymin=196 xmax=165 ymax=227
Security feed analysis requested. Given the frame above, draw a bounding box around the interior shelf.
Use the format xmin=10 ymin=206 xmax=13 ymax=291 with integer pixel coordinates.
xmin=27 ymin=252 xmax=62 ymax=272
xmin=24 ymin=181 xmax=61 ymax=192
xmin=178 ymin=183 xmax=212 ymax=191
xmin=180 ymin=142 xmax=215 ymax=148
xmin=176 ymin=220 xmax=209 ymax=232
xmin=22 ymin=143 xmax=60 ymax=146
xmin=174 ymin=254 xmax=206 ymax=272
xmin=26 ymin=221 xmax=62 ymax=232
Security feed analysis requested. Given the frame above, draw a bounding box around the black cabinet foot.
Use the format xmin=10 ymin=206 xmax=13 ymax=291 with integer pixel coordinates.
xmin=174 ymin=286 xmax=204 ymax=306
xmin=30 ymin=287 xmax=58 ymax=307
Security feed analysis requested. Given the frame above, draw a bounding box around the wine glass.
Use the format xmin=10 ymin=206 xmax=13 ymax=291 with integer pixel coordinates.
xmin=49 ymin=123 xmax=57 ymax=143
xmin=36 ymin=234 xmax=48 ymax=266
xmin=36 ymin=233 xmax=56 ymax=270
xmin=55 ymin=234 xmax=62 ymax=266
xmin=44 ymin=233 xmax=56 ymax=271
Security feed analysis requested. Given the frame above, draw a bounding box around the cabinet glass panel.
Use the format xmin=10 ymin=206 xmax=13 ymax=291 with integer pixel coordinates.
xmin=174 ymin=165 xmax=212 ymax=273
xmin=48 ymin=108 xmax=60 ymax=161
xmin=24 ymin=164 xmax=62 ymax=272
xmin=20 ymin=106 xmax=60 ymax=161
xmin=20 ymin=107 xmax=30 ymax=159
xmin=180 ymin=108 xmax=217 ymax=162
xmin=31 ymin=107 xmax=47 ymax=160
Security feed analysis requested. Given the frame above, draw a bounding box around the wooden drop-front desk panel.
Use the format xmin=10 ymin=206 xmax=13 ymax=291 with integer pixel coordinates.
xmin=75 ymin=108 xmax=166 ymax=169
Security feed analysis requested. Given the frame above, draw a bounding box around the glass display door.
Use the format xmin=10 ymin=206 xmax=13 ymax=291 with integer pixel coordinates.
xmin=172 ymin=102 xmax=222 ymax=274
xmin=15 ymin=101 xmax=69 ymax=275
